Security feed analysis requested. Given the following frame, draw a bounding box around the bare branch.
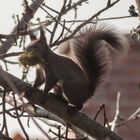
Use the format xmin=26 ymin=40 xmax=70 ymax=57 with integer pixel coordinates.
xmin=42 ymin=2 xmax=59 ymax=14
xmin=0 ymin=0 xmax=44 ymax=54
xmin=51 ymin=0 xmax=121 ymax=47
xmin=64 ymin=0 xmax=88 ymax=14
xmin=0 ymin=132 xmax=13 ymax=140
xmin=117 ymin=107 xmax=140 ymax=127
xmin=12 ymin=93 xmax=30 ymax=140
xmin=1 ymin=91 xmax=9 ymax=137
xmin=49 ymin=0 xmax=67 ymax=44
xmin=0 ymin=91 xmax=65 ymax=125
xmin=111 ymin=92 xmax=121 ymax=132
xmin=0 ymin=71 xmax=124 ymax=140
xmin=0 ymin=52 xmax=23 ymax=59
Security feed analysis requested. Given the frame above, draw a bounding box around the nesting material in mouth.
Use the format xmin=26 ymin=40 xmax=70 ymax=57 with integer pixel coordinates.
xmin=19 ymin=51 xmax=45 ymax=68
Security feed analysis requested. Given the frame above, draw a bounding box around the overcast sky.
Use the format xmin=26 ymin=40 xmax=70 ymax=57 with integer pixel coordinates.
xmin=0 ymin=0 xmax=139 ymax=34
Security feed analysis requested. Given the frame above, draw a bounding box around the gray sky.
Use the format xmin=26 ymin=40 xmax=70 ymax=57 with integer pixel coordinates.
xmin=0 ymin=0 xmax=139 ymax=34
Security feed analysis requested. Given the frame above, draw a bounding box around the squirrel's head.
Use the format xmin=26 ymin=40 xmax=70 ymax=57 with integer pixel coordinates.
xmin=19 ymin=28 xmax=48 ymax=68
xmin=26 ymin=28 xmax=48 ymax=55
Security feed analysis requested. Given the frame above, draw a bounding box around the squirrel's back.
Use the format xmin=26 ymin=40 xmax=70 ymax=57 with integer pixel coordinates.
xmin=58 ymin=25 xmax=128 ymax=94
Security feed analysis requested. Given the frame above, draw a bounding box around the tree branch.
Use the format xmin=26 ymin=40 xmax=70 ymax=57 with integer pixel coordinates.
xmin=111 ymin=92 xmax=121 ymax=132
xmin=0 ymin=70 xmax=124 ymax=140
xmin=0 ymin=0 xmax=44 ymax=54
xmin=51 ymin=0 xmax=121 ymax=47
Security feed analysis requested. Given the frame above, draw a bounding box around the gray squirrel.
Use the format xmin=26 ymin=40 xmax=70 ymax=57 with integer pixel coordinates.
xmin=19 ymin=25 xmax=128 ymax=110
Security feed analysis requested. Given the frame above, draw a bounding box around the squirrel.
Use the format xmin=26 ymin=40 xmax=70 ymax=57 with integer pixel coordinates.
xmin=19 ymin=25 xmax=128 ymax=110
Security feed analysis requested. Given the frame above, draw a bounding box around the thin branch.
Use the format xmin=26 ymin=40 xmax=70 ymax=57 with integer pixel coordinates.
xmin=31 ymin=117 xmax=51 ymax=139
xmin=38 ymin=4 xmax=71 ymax=33
xmin=49 ymin=0 xmax=67 ymax=44
xmin=111 ymin=92 xmax=121 ymax=132
xmin=0 ymin=132 xmax=13 ymax=140
xmin=0 ymin=52 xmax=23 ymax=59
xmin=64 ymin=0 xmax=88 ymax=14
xmin=0 ymin=0 xmax=44 ymax=54
xmin=1 ymin=91 xmax=9 ymax=137
xmin=28 ymin=15 xmax=133 ymax=27
xmin=0 ymin=71 xmax=124 ymax=140
xmin=12 ymin=93 xmax=30 ymax=140
xmin=128 ymin=107 xmax=140 ymax=120
xmin=52 ymin=20 xmax=66 ymax=45
xmin=0 ymin=66 xmax=20 ymax=95
xmin=0 ymin=26 xmax=43 ymax=41
xmin=30 ymin=0 xmax=88 ymax=36
xmin=0 ymin=91 xmax=65 ymax=125
xmin=117 ymin=107 xmax=140 ymax=127
xmin=0 ymin=9 xmax=131 ymax=42
xmin=51 ymin=0 xmax=121 ymax=47
xmin=65 ymin=123 xmax=69 ymax=140
xmin=42 ymin=2 xmax=59 ymax=14
xmin=61 ymin=15 xmax=133 ymax=23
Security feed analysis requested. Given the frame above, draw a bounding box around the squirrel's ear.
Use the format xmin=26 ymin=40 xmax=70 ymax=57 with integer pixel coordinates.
xmin=29 ymin=30 xmax=37 ymax=41
xmin=39 ymin=27 xmax=47 ymax=44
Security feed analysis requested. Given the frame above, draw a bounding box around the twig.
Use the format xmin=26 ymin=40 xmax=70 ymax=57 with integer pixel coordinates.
xmin=0 ymin=132 xmax=13 ymax=140
xmin=0 ymin=71 xmax=124 ymax=140
xmin=52 ymin=20 xmax=66 ymax=45
xmin=58 ymin=125 xmax=61 ymax=140
xmin=27 ymin=15 xmax=133 ymax=27
xmin=117 ymin=107 xmax=140 ymax=127
xmin=0 ymin=66 xmax=21 ymax=95
xmin=1 ymin=91 xmax=9 ymax=137
xmin=49 ymin=127 xmax=87 ymax=140
xmin=60 ymin=15 xmax=133 ymax=23
xmin=12 ymin=93 xmax=30 ymax=140
xmin=64 ymin=0 xmax=88 ymax=14
xmin=39 ymin=4 xmax=71 ymax=33
xmin=21 ymin=68 xmax=30 ymax=81
xmin=93 ymin=104 xmax=104 ymax=120
xmin=0 ymin=91 xmax=65 ymax=125
xmin=51 ymin=0 xmax=121 ymax=47
xmin=0 ymin=106 xmax=23 ymax=118
xmin=31 ymin=117 xmax=51 ymax=139
xmin=102 ymin=104 xmax=110 ymax=128
xmin=1 ymin=60 xmax=18 ymax=65
xmin=128 ymin=107 xmax=140 ymax=120
xmin=0 ymin=0 xmax=44 ymax=54
xmin=111 ymin=92 xmax=121 ymax=132
xmin=42 ymin=2 xmax=59 ymax=14
xmin=0 ymin=66 xmax=40 ymax=140
xmin=49 ymin=0 xmax=67 ymax=44
xmin=65 ymin=123 xmax=69 ymax=140
xmin=30 ymin=0 xmax=88 ymax=36
xmin=93 ymin=104 xmax=110 ymax=128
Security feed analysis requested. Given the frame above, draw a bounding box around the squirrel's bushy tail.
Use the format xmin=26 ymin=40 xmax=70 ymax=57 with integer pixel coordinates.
xmin=72 ymin=25 xmax=128 ymax=94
